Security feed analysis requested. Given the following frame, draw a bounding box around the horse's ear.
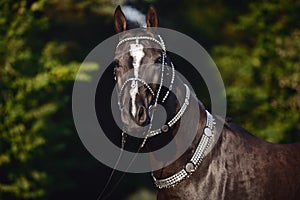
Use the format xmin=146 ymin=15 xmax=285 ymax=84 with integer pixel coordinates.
xmin=114 ymin=5 xmax=127 ymax=33
xmin=146 ymin=6 xmax=158 ymax=27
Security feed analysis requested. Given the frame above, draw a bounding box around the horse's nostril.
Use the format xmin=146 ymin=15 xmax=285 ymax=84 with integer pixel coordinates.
xmin=138 ymin=106 xmax=144 ymax=119
xmin=136 ymin=105 xmax=148 ymax=126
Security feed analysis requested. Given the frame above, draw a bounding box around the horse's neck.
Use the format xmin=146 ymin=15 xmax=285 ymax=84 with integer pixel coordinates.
xmin=149 ymin=82 xmax=207 ymax=178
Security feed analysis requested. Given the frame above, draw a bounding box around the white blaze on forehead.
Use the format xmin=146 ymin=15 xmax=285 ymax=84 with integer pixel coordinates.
xmin=129 ymin=41 xmax=145 ymax=117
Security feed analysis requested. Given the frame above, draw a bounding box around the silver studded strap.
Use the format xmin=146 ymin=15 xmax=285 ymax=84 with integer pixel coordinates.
xmin=147 ymin=84 xmax=190 ymax=137
xmin=152 ymin=110 xmax=215 ymax=189
xmin=116 ymin=35 xmax=166 ymax=51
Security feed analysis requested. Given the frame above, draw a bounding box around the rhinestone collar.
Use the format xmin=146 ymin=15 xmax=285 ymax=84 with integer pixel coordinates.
xmin=152 ymin=110 xmax=215 ymax=189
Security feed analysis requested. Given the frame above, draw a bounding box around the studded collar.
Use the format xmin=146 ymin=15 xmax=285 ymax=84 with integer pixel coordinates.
xmin=152 ymin=110 xmax=215 ymax=189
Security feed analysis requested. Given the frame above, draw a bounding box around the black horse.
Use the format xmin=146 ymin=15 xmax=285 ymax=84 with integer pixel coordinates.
xmin=113 ymin=5 xmax=300 ymax=200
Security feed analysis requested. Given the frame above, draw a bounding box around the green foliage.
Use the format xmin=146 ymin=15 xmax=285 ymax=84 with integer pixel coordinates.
xmin=0 ymin=0 xmax=103 ymax=199
xmin=1 ymin=1 xmax=48 ymax=198
xmin=212 ymin=1 xmax=300 ymax=143
xmin=126 ymin=188 xmax=156 ymax=200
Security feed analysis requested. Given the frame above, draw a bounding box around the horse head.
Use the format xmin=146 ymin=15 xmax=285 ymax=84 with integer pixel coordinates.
xmin=113 ymin=6 xmax=178 ymax=138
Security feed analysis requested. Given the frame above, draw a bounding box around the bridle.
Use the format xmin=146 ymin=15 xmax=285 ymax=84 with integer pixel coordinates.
xmin=115 ymin=34 xmax=216 ymax=189
xmin=116 ymin=34 xmax=186 ymax=146
xmin=116 ymin=35 xmax=173 ymax=109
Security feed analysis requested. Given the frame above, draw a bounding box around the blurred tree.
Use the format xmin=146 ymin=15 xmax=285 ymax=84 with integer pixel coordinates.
xmin=0 ymin=0 xmax=113 ymax=199
xmin=212 ymin=0 xmax=300 ymax=143
xmin=126 ymin=188 xmax=156 ymax=200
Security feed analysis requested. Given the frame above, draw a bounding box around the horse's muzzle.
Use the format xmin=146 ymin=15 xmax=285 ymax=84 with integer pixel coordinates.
xmin=120 ymin=104 xmax=150 ymax=135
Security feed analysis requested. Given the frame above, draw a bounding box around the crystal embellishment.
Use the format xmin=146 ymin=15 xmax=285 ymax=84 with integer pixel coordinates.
xmin=204 ymin=127 xmax=212 ymax=137
xmin=185 ymin=162 xmax=195 ymax=173
xmin=152 ymin=110 xmax=215 ymax=189
xmin=161 ymin=125 xmax=169 ymax=133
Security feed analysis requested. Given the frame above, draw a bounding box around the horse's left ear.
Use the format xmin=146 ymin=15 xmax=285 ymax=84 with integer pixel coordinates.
xmin=114 ymin=5 xmax=127 ymax=33
xmin=146 ymin=6 xmax=158 ymax=27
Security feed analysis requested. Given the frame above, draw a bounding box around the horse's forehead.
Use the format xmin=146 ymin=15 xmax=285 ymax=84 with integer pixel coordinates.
xmin=115 ymin=42 xmax=161 ymax=61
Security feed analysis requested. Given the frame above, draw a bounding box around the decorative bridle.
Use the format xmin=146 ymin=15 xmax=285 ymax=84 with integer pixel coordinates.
xmin=115 ymin=34 xmax=216 ymax=189
xmin=116 ymin=35 xmax=179 ymax=146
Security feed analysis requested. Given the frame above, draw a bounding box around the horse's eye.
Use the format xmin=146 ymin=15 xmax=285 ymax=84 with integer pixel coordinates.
xmin=114 ymin=60 xmax=120 ymax=68
xmin=113 ymin=67 xmax=117 ymax=81
xmin=155 ymin=57 xmax=162 ymax=64
xmin=113 ymin=61 xmax=119 ymax=81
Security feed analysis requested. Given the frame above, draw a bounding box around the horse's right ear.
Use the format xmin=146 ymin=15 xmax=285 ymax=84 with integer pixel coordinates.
xmin=146 ymin=6 xmax=158 ymax=27
xmin=114 ymin=6 xmax=127 ymax=33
